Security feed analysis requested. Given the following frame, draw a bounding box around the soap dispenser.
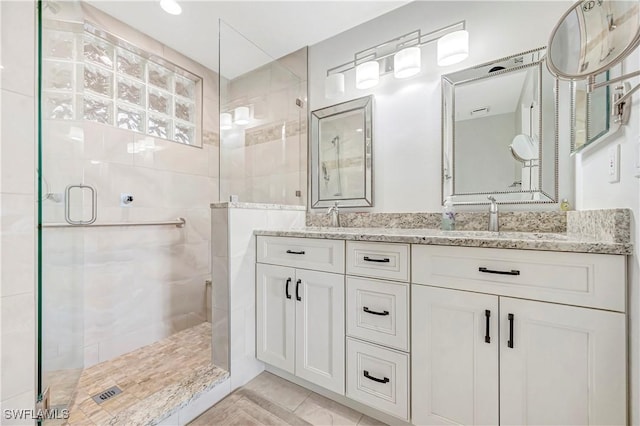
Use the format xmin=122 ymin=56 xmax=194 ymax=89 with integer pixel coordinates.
xmin=442 ymin=196 xmax=456 ymax=231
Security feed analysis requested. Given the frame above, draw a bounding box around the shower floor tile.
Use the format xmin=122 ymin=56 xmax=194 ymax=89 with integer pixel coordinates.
xmin=55 ymin=322 xmax=228 ymax=425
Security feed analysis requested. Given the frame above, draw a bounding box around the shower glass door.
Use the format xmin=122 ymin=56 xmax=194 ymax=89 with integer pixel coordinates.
xmin=219 ymin=20 xmax=307 ymax=206
xmin=38 ymin=0 xmax=88 ymax=414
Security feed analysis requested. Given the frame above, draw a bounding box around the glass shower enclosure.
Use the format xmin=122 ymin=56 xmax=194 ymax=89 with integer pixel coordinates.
xmin=37 ymin=0 xmax=307 ymax=420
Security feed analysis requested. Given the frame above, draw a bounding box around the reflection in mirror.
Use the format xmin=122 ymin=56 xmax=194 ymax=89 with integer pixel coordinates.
xmin=442 ymin=47 xmax=558 ymax=204
xmin=311 ymin=96 xmax=373 ymax=208
xmin=548 ymin=0 xmax=640 ymax=78
xmin=572 ymin=70 xmax=611 ymax=152
xmin=548 ymin=1 xmax=640 ymax=128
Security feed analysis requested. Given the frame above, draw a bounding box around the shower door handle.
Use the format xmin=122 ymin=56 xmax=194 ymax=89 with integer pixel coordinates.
xmin=65 ymin=184 xmax=97 ymax=225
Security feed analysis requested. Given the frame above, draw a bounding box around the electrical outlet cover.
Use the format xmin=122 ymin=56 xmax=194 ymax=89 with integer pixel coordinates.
xmin=608 ymin=144 xmax=620 ymax=183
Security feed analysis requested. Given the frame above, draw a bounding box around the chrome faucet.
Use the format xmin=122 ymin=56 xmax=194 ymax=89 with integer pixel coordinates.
xmin=327 ymin=201 xmax=341 ymax=227
xmin=488 ymin=195 xmax=499 ymax=232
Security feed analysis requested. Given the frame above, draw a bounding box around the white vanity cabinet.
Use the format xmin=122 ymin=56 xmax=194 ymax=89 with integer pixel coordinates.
xmin=255 ymin=233 xmax=628 ymax=425
xmin=499 ymin=297 xmax=626 ymax=425
xmin=345 ymin=241 xmax=411 ymax=421
xmin=256 ymin=237 xmax=346 ymax=395
xmin=412 ymin=245 xmax=627 ymax=426
xmin=412 ymin=285 xmax=499 ymax=425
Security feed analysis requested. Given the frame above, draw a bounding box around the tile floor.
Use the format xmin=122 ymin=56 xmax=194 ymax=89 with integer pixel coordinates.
xmin=44 ymin=322 xmax=227 ymax=425
xmin=190 ymin=372 xmax=386 ymax=426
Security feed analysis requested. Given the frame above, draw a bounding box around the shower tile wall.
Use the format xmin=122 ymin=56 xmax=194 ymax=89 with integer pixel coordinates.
xmin=220 ymin=47 xmax=307 ymax=206
xmin=41 ymin=4 xmax=220 ymax=371
xmin=0 ymin=0 xmax=37 ymax=420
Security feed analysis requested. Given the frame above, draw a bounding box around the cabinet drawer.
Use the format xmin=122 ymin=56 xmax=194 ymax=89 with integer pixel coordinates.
xmin=412 ymin=245 xmax=626 ymax=312
xmin=346 ymin=242 xmax=409 ymax=282
xmin=346 ymin=338 xmax=409 ymax=421
xmin=346 ymin=277 xmax=409 ymax=351
xmin=257 ymin=236 xmax=345 ymax=273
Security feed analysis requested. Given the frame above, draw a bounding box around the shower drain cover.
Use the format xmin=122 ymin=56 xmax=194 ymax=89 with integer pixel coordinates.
xmin=91 ymin=385 xmax=123 ymax=404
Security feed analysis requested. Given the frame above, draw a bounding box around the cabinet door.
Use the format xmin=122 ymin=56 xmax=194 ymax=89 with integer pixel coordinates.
xmin=256 ymin=263 xmax=296 ymax=374
xmin=412 ymin=285 xmax=499 ymax=425
xmin=500 ymin=297 xmax=626 ymax=425
xmin=295 ymin=269 xmax=345 ymax=394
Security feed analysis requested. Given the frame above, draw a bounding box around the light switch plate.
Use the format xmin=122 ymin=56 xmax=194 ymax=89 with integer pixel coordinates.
xmin=608 ymin=144 xmax=620 ymax=183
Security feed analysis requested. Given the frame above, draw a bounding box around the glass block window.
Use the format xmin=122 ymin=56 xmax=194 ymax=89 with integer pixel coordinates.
xmin=42 ymin=23 xmax=203 ymax=147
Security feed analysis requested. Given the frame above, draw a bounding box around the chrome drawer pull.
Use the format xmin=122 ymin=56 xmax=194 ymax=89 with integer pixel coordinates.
xmin=363 ymin=306 xmax=389 ymax=316
xmin=363 ymin=256 xmax=390 ymax=263
xmin=286 ymin=250 xmax=306 ymax=255
xmin=479 ymin=267 xmax=520 ymax=276
xmin=363 ymin=370 xmax=389 ymax=384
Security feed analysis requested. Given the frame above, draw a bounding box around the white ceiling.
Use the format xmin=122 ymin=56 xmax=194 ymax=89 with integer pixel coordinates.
xmin=88 ymin=1 xmax=409 ymax=78
xmin=455 ymin=70 xmax=530 ymax=121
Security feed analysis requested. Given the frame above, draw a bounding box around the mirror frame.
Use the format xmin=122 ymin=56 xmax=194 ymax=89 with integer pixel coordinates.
xmin=570 ymin=65 xmax=623 ymax=153
xmin=547 ymin=0 xmax=640 ymax=80
xmin=441 ymin=47 xmax=559 ymax=205
xmin=310 ymin=95 xmax=373 ymax=208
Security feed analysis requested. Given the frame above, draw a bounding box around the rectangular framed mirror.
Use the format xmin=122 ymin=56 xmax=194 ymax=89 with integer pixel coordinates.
xmin=310 ymin=95 xmax=373 ymax=208
xmin=442 ymin=47 xmax=558 ymax=205
xmin=570 ymin=67 xmax=621 ymax=153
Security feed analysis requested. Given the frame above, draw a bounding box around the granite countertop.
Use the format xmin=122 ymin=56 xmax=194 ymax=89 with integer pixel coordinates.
xmin=255 ymin=227 xmax=633 ymax=255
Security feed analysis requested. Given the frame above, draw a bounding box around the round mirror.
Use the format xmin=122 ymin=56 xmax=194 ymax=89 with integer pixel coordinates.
xmin=548 ymin=0 xmax=640 ymax=79
xmin=510 ymin=134 xmax=538 ymax=162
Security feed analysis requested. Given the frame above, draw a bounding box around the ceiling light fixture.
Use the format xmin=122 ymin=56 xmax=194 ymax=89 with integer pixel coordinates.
xmin=324 ymin=21 xmax=468 ymax=97
xmin=160 ymin=0 xmax=182 ymax=15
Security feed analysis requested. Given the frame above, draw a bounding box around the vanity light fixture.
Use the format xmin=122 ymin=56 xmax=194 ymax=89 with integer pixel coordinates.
xmin=233 ymin=106 xmax=250 ymax=125
xmin=437 ymin=30 xmax=470 ymax=66
xmin=394 ymin=46 xmax=421 ymax=79
xmin=324 ymin=21 xmax=468 ymax=98
xmin=355 ymin=61 xmax=380 ymax=89
xmin=160 ymin=0 xmax=182 ymax=15
xmin=220 ymin=112 xmax=232 ymax=130
xmin=325 ymin=73 xmax=345 ymax=98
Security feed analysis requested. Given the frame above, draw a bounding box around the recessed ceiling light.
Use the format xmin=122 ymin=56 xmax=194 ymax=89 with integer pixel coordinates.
xmin=160 ymin=0 xmax=182 ymax=15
